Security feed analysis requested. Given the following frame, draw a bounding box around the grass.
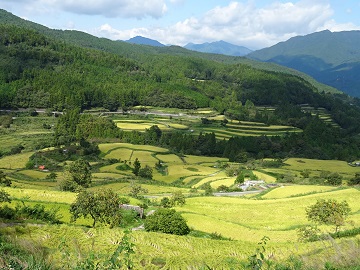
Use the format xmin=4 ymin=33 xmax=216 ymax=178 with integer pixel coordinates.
xmin=210 ymin=176 xmax=237 ymax=188
xmin=156 ymin=153 xmax=183 ymax=163
xmin=262 ymin=185 xmax=338 ymax=199
xmin=0 ymin=152 xmax=34 ymax=169
xmin=103 ymin=148 xmax=133 ymax=160
xmin=284 ymin=158 xmax=360 ymax=176
xmin=98 ymin=143 xmax=169 ymax=154
xmin=253 ymin=170 xmax=277 ymax=182
xmin=179 ymin=188 xmax=360 ymax=240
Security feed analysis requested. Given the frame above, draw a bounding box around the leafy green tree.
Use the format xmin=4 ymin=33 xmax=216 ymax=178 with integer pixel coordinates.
xmin=0 ymin=170 xmax=11 ymax=187
xmin=326 ymin=173 xmax=342 ymax=186
xmin=60 ymin=159 xmax=92 ymax=191
xmin=67 ymin=159 xmax=92 ymax=187
xmin=203 ymin=182 xmax=213 ymax=196
xmin=70 ymin=189 xmax=123 ymax=228
xmin=160 ymin=197 xmax=173 ymax=208
xmin=128 ymin=182 xmax=148 ymax=199
xmin=45 ymin=172 xmax=57 ymax=181
xmin=0 ymin=189 xmax=11 ymax=203
xmin=306 ymin=199 xmax=351 ymax=232
xmin=138 ymin=165 xmax=153 ymax=179
xmin=144 ymin=208 xmax=190 ymax=235
xmin=170 ymin=191 xmax=186 ymax=206
xmin=235 ymin=172 xmax=245 ymax=184
xmin=132 ymin=158 xmax=141 ymax=176
xmin=348 ymin=173 xmax=360 ymax=186
xmin=217 ymin=185 xmax=230 ymax=192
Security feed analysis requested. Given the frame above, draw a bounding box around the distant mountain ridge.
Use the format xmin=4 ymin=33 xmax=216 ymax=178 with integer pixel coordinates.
xmin=0 ymin=8 xmax=340 ymax=95
xmin=125 ymin=36 xmax=165 ymax=47
xmin=185 ymin=40 xmax=252 ymax=56
xmin=248 ymin=30 xmax=360 ymax=97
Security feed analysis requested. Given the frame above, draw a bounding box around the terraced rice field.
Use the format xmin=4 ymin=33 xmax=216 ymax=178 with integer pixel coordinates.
xmin=301 ymin=106 xmax=340 ymax=128
xmin=179 ymin=187 xmax=360 ymax=241
xmin=196 ymin=121 xmax=302 ymax=139
xmin=261 ymin=185 xmax=339 ymax=199
xmin=97 ymin=143 xmax=230 ymax=184
xmin=284 ymin=158 xmax=360 ymax=176
xmin=114 ymin=119 xmax=189 ymax=132
xmin=0 ymin=152 xmax=34 ymax=169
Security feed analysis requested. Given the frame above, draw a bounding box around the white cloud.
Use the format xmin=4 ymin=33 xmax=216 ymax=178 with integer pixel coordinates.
xmin=97 ymin=0 xmax=344 ymax=49
xmin=4 ymin=0 xmax=168 ymax=19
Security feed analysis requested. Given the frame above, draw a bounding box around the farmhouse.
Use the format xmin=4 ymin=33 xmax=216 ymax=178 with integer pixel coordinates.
xmin=239 ymin=180 xmax=265 ymax=191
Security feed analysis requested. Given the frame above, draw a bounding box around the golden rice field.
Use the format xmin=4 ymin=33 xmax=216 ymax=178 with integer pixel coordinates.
xmin=156 ymin=153 xmax=183 ymax=163
xmin=2 ymin=185 xmax=359 ymax=269
xmin=210 ymin=176 xmax=237 ymax=188
xmin=99 ymin=143 xmax=169 ymax=154
xmin=261 ymin=185 xmax=338 ymax=199
xmin=253 ymin=170 xmax=277 ymax=182
xmin=113 ymin=119 xmax=189 ymax=132
xmin=16 ymin=169 xmax=50 ymax=180
xmin=284 ymin=158 xmax=360 ymax=176
xmin=0 ymin=152 xmax=33 ymax=169
xmin=179 ymin=188 xmax=360 ymax=241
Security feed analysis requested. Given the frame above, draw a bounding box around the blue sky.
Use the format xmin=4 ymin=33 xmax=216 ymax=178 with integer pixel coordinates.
xmin=2 ymin=0 xmax=360 ymax=49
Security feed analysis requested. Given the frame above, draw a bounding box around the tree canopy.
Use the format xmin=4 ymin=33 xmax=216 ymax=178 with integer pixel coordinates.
xmin=70 ymin=189 xmax=126 ymax=228
xmin=306 ymin=199 xmax=351 ymax=232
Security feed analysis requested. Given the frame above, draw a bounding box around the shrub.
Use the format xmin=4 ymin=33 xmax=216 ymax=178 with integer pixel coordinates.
xmin=138 ymin=165 xmax=153 ymax=179
xmin=160 ymin=197 xmax=173 ymax=208
xmin=144 ymin=208 xmax=190 ymax=235
xmin=297 ymin=225 xmax=322 ymax=242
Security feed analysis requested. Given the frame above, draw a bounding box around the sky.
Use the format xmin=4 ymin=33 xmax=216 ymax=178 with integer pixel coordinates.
xmin=1 ymin=0 xmax=360 ymax=50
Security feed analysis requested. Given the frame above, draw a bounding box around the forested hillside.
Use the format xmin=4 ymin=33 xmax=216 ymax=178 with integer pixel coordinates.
xmin=1 ymin=10 xmax=360 ymax=160
xmin=248 ymin=30 xmax=360 ymax=97
xmin=0 ymin=9 xmax=340 ymax=94
xmin=0 ymin=23 xmax=339 ymax=112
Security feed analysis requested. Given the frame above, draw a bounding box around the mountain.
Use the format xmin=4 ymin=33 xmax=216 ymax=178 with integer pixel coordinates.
xmin=125 ymin=36 xmax=165 ymax=47
xmin=248 ymin=30 xmax=360 ymax=97
xmin=184 ymin=40 xmax=252 ymax=56
xmin=0 ymin=9 xmax=340 ymax=95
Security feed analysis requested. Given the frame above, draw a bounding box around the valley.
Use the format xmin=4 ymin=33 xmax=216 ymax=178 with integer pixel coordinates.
xmin=0 ymin=9 xmax=360 ymax=269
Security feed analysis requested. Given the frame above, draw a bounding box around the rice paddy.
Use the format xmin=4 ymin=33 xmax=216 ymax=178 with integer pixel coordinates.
xmin=1 ymin=112 xmax=360 ymax=269
xmin=284 ymin=158 xmax=360 ymax=177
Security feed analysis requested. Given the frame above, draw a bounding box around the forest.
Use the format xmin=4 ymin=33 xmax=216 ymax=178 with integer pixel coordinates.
xmin=1 ymin=22 xmax=360 ymax=161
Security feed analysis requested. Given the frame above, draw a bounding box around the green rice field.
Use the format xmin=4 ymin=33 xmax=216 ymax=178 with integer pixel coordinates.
xmin=2 ymin=184 xmax=359 ymax=269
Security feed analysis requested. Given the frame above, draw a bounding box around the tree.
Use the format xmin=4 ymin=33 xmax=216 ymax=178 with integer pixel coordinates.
xmin=170 ymin=191 xmax=186 ymax=206
xmin=203 ymin=182 xmax=213 ymax=196
xmin=306 ymin=199 xmax=351 ymax=232
xmin=70 ymin=189 xmax=123 ymax=228
xmin=0 ymin=189 xmax=11 ymax=203
xmin=61 ymin=159 xmax=92 ymax=191
xmin=160 ymin=197 xmax=173 ymax=208
xmin=0 ymin=170 xmax=11 ymax=187
xmin=235 ymin=172 xmax=245 ymax=184
xmin=144 ymin=208 xmax=190 ymax=235
xmin=128 ymin=182 xmax=148 ymax=199
xmin=132 ymin=158 xmax=141 ymax=176
xmin=138 ymin=165 xmax=153 ymax=179
xmin=326 ymin=173 xmax=342 ymax=186
xmin=348 ymin=173 xmax=360 ymax=186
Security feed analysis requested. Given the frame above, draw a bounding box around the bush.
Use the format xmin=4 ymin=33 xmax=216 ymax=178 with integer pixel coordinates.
xmin=144 ymin=208 xmax=190 ymax=235
xmin=297 ymin=225 xmax=322 ymax=242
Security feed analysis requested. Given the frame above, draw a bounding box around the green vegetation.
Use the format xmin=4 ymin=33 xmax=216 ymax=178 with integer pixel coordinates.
xmin=0 ymin=9 xmax=360 ymax=269
xmin=306 ymin=199 xmax=351 ymax=233
xmin=144 ymin=208 xmax=190 ymax=235
xmin=70 ymin=188 xmax=128 ymax=228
